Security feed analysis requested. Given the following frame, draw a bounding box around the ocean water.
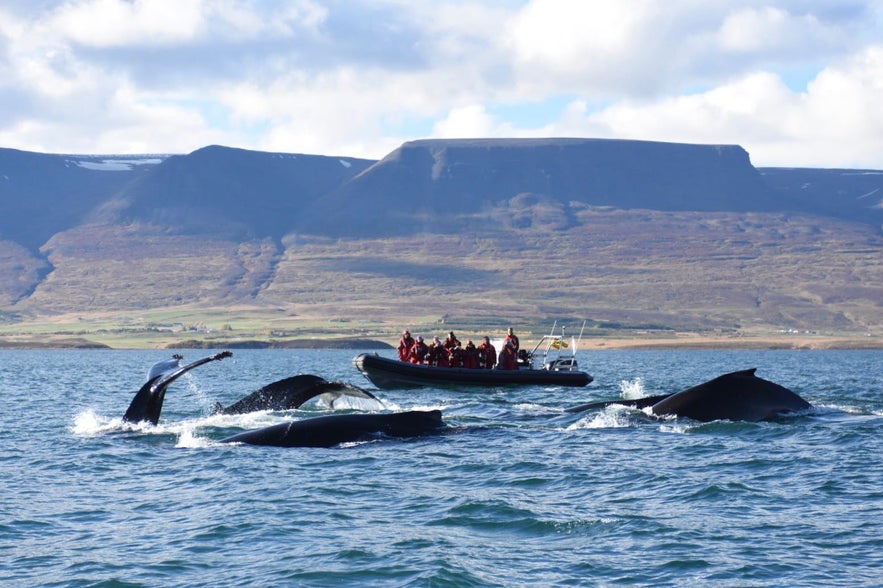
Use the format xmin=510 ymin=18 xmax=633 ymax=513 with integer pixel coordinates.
xmin=2 ymin=348 xmax=882 ymax=587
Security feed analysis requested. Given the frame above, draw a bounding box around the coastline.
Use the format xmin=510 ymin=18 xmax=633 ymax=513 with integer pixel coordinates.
xmin=580 ymin=335 xmax=882 ymax=351
xmin=0 ymin=333 xmax=879 ymax=351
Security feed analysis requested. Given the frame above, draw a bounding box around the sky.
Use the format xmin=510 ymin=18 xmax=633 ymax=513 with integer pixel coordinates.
xmin=1 ymin=0 xmax=883 ymax=168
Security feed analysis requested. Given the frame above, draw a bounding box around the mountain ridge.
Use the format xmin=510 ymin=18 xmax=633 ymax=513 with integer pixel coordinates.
xmin=1 ymin=138 xmax=881 ymax=339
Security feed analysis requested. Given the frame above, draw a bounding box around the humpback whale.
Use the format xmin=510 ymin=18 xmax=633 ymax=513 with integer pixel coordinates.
xmin=146 ymin=354 xmax=184 ymax=381
xmin=123 ymin=351 xmax=233 ymax=425
xmin=220 ymin=409 xmax=446 ymax=448
xmin=212 ymin=374 xmax=380 ymax=415
xmin=566 ymin=368 xmax=812 ymax=422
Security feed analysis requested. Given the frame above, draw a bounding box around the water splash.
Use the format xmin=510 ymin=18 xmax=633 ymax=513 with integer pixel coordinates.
xmin=176 ymin=426 xmax=214 ymax=448
xmin=183 ymin=373 xmax=219 ymax=414
xmin=315 ymin=393 xmax=386 ymax=412
xmin=619 ymin=377 xmax=645 ymax=399
xmin=567 ymin=406 xmax=633 ymax=429
xmin=70 ymin=409 xmax=120 ymax=436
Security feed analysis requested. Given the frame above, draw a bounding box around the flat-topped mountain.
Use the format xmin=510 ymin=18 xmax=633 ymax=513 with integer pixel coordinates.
xmin=301 ymin=138 xmax=798 ymax=236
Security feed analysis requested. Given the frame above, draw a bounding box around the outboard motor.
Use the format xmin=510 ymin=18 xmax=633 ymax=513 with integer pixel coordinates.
xmin=517 ymin=349 xmax=531 ymax=367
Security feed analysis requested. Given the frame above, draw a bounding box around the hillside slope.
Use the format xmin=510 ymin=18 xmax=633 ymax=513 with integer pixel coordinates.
xmin=1 ymin=139 xmax=881 ymax=338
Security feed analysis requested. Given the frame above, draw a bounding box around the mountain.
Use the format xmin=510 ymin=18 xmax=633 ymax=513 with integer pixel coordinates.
xmin=0 ymin=148 xmax=156 ymax=250
xmin=0 ymin=139 xmax=881 ymax=338
xmin=299 ymin=138 xmax=799 ymax=237
xmin=88 ymin=145 xmax=375 ymax=240
xmin=758 ymin=167 xmax=883 ymax=225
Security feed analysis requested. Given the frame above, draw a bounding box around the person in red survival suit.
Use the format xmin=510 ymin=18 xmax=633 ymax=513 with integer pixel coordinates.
xmin=477 ymin=336 xmax=496 ymax=369
xmin=448 ymin=341 xmax=464 ymax=368
xmin=409 ymin=336 xmax=429 ymax=364
xmin=428 ymin=336 xmax=450 ymax=367
xmin=398 ymin=330 xmax=415 ymax=361
xmin=462 ymin=339 xmax=479 ymax=369
xmin=443 ymin=331 xmax=461 ymax=351
xmin=498 ymin=340 xmax=518 ymax=370
xmin=504 ymin=327 xmax=520 ymax=355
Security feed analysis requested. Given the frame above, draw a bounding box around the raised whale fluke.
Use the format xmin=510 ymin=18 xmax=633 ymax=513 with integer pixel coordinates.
xmin=220 ymin=409 xmax=446 ymax=448
xmin=123 ymin=351 xmax=233 ymax=425
xmin=567 ymin=368 xmax=812 ymax=422
xmin=212 ymin=374 xmax=380 ymax=415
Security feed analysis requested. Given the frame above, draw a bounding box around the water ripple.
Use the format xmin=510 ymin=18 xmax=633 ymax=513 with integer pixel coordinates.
xmin=2 ymin=349 xmax=883 ymax=586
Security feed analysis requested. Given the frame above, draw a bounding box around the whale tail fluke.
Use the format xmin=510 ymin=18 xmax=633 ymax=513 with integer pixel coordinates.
xmin=215 ymin=374 xmax=381 ymax=415
xmin=123 ymin=351 xmax=233 ymax=425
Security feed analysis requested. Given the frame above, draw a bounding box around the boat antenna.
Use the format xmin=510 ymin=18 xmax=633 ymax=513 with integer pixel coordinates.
xmin=576 ymin=320 xmax=587 ymax=351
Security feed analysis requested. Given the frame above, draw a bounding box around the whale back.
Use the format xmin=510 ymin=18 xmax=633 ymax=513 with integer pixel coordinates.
xmin=650 ymin=368 xmax=812 ymax=422
xmin=221 ymin=410 xmax=445 ymax=447
xmin=214 ymin=375 xmax=379 ymax=415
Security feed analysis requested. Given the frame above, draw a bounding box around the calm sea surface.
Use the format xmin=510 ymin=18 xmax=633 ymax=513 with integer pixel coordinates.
xmin=2 ymin=348 xmax=882 ymax=587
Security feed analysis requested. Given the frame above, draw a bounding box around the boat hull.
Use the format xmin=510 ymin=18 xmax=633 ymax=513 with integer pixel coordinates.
xmin=353 ymin=353 xmax=592 ymax=389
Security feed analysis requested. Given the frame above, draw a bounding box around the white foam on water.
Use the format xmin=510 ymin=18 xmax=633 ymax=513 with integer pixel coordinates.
xmin=70 ymin=409 xmax=120 ymax=436
xmin=567 ymin=406 xmax=634 ymax=429
xmin=175 ymin=426 xmax=215 ymax=448
xmin=619 ymin=377 xmax=645 ymax=399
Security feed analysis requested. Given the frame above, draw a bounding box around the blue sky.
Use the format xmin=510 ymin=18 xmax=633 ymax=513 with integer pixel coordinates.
xmin=1 ymin=0 xmax=883 ymax=167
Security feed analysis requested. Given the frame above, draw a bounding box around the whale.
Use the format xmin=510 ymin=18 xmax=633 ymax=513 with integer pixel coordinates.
xmin=145 ymin=354 xmax=184 ymax=381
xmin=220 ymin=409 xmax=446 ymax=448
xmin=212 ymin=374 xmax=380 ymax=415
xmin=123 ymin=351 xmax=233 ymax=425
xmin=566 ymin=368 xmax=812 ymax=422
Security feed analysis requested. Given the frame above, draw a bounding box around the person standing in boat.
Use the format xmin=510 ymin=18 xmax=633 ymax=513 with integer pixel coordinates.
xmin=398 ymin=330 xmax=415 ymax=362
xmin=504 ymin=327 xmax=520 ymax=354
xmin=477 ymin=336 xmax=496 ymax=369
xmin=462 ymin=339 xmax=479 ymax=369
xmin=409 ymin=336 xmax=429 ymax=364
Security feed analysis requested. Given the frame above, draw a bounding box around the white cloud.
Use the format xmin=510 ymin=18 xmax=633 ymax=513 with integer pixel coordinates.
xmin=43 ymin=0 xmax=206 ymax=47
xmin=1 ymin=1 xmax=883 ymax=168
xmin=531 ymin=45 xmax=883 ymax=168
xmin=432 ymin=104 xmax=500 ymax=138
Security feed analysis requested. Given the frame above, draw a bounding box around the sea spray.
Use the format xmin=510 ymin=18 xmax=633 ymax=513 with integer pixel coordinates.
xmin=619 ymin=376 xmax=645 ymax=399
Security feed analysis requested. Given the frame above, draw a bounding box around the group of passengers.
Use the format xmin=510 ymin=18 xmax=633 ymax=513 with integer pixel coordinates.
xmin=397 ymin=327 xmax=522 ymax=370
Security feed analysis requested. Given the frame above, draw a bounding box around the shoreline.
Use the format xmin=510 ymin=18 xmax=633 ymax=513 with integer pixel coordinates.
xmin=0 ymin=334 xmax=880 ymax=351
xmin=579 ymin=336 xmax=882 ymax=351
